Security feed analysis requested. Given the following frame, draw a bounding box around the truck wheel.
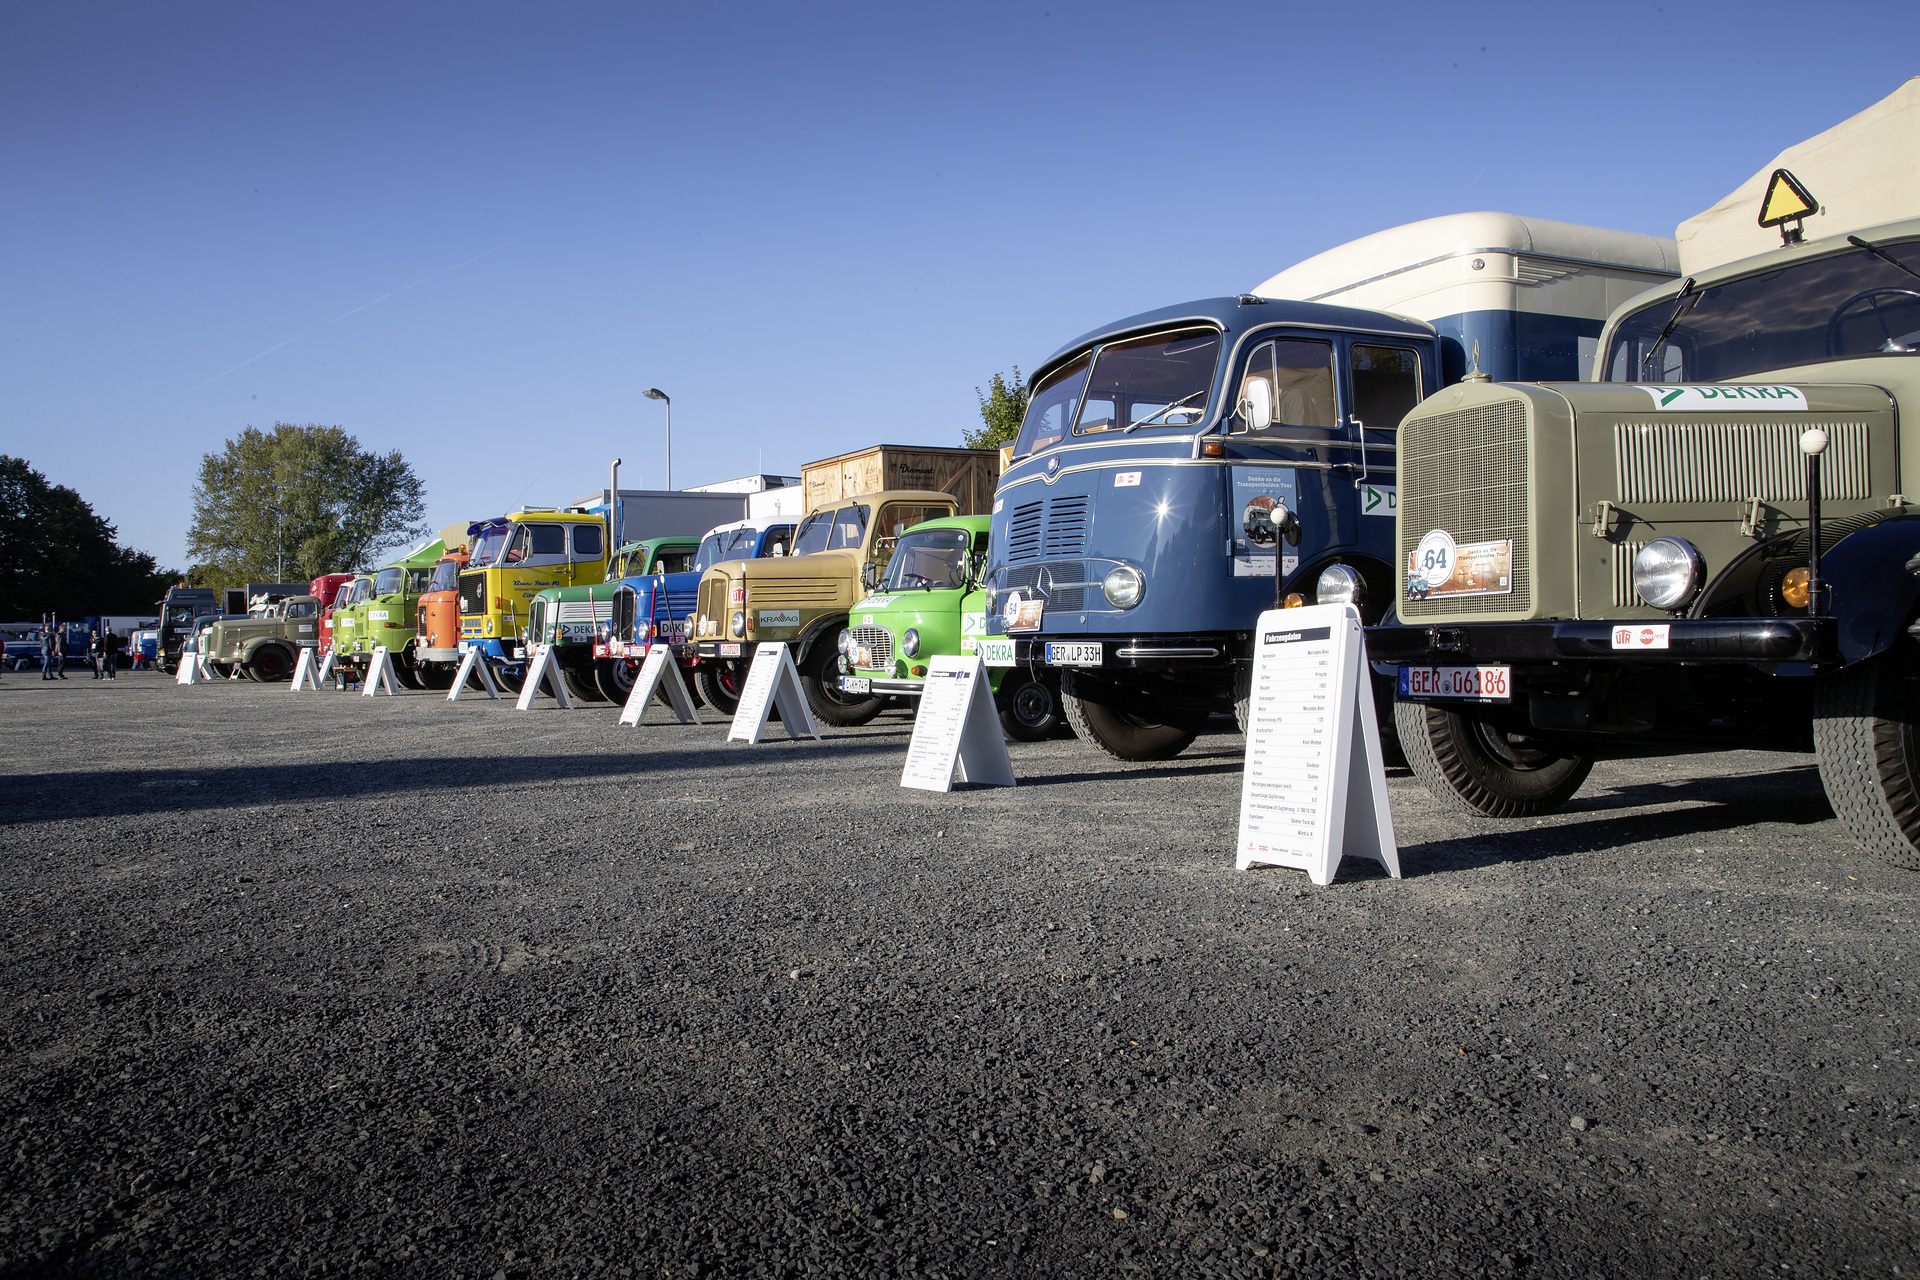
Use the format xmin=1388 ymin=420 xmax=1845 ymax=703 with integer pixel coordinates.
xmin=801 ymin=635 xmax=884 ymax=727
xmin=563 ymin=661 xmax=606 ymax=703
xmin=493 ymin=667 xmax=524 ymax=694
xmin=595 ymin=657 xmax=637 ymax=703
xmin=697 ymin=662 xmax=745 ymax=715
xmin=997 ymin=671 xmax=1062 ymax=741
xmin=249 ymin=646 xmax=292 ymax=682
xmin=1393 ymin=698 xmax=1592 ymax=818
xmin=1233 ymin=662 xmax=1252 ymax=733
xmin=1060 ymin=671 xmax=1197 ymax=761
xmin=209 ymin=661 xmax=235 ymax=680
xmin=1813 ymin=652 xmax=1920 ymax=870
xmin=417 ymin=663 xmax=455 ymax=691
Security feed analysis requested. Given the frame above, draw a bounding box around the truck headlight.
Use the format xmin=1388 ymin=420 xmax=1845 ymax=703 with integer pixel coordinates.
xmin=1315 ymin=564 xmax=1366 ymax=607
xmin=901 ymin=628 xmax=921 ymax=658
xmin=838 ymin=630 xmax=852 ymax=655
xmin=730 ymin=611 xmax=745 ymax=637
xmin=1102 ymin=565 xmax=1144 ymax=608
xmin=1634 ymin=537 xmax=1705 ymax=610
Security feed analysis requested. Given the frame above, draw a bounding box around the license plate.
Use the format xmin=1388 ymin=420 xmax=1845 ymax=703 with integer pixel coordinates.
xmin=840 ymin=676 xmax=871 ymax=694
xmin=720 ymin=642 xmax=741 ymax=657
xmin=1045 ymin=642 xmax=1102 ymax=667
xmin=977 ymin=637 xmax=1015 ymax=667
xmin=1399 ymin=664 xmax=1511 ymax=703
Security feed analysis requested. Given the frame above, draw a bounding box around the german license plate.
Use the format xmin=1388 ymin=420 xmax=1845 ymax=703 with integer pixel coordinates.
xmin=840 ymin=676 xmax=871 ymax=694
xmin=1045 ymin=642 xmax=1102 ymax=667
xmin=1399 ymin=664 xmax=1511 ymax=703
xmin=720 ymin=642 xmax=741 ymax=657
xmin=976 ymin=637 xmax=1015 ymax=667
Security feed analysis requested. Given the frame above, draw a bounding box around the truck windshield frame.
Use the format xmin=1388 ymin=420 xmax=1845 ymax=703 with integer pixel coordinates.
xmin=1074 ymin=327 xmax=1223 ymax=437
xmin=469 ymin=529 xmax=511 ymax=567
xmin=1604 ymin=239 xmax=1920 ymax=383
xmin=375 ymin=568 xmax=404 ymax=595
xmin=881 ymin=527 xmax=973 ymax=591
xmin=427 ymin=561 xmax=461 ymax=593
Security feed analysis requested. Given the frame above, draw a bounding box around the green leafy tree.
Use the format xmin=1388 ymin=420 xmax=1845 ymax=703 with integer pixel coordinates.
xmin=186 ymin=423 xmax=429 ymax=590
xmin=964 ymin=368 xmax=1029 ymax=450
xmin=0 ymin=456 xmax=181 ymax=618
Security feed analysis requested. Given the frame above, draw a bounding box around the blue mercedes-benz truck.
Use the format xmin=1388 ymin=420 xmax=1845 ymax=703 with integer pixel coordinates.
xmin=982 ymin=295 xmax=1438 ymax=760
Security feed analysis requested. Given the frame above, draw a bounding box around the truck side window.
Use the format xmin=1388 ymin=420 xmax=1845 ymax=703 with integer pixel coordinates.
xmin=1272 ymin=339 xmax=1336 ymax=429
xmin=571 ymin=524 xmax=603 ymax=559
xmin=1014 ymin=354 xmax=1090 ymax=458
xmin=1350 ymin=344 xmax=1421 ymax=430
xmin=759 ymin=531 xmax=790 ymax=558
xmin=827 ymin=505 xmax=870 ymax=552
xmin=654 ymin=550 xmax=696 ymax=574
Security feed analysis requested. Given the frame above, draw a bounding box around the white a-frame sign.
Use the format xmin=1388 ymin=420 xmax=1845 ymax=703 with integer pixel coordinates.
xmin=618 ymin=644 xmax=702 ymax=726
xmin=448 ymin=646 xmax=501 ymax=701
xmin=362 ymin=645 xmax=401 ymax=696
xmin=900 ymin=654 xmax=1015 ymax=792
xmin=1235 ymin=603 xmax=1399 ymax=885
xmin=515 ymin=643 xmax=573 ymax=710
xmin=290 ymin=646 xmax=321 ymax=691
xmin=727 ymin=642 xmax=819 ymax=744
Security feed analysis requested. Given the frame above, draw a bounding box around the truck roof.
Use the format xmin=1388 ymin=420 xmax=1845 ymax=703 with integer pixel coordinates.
xmin=378 ymin=538 xmax=447 ymax=570
xmin=699 ymin=516 xmax=794 ymax=539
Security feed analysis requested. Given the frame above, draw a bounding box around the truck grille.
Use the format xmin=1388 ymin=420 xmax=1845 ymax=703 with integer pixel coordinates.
xmin=457 ymin=572 xmax=486 ymax=617
xmin=1613 ymin=420 xmax=1869 ymax=503
xmin=557 ymin=599 xmax=612 ymax=625
xmin=525 ymin=598 xmax=547 ymax=641
xmin=1611 ymin=540 xmax=1647 ymax=608
xmin=1043 ymin=495 xmax=1090 ymax=557
xmin=697 ymin=578 xmax=728 ymax=633
xmin=612 ymin=585 xmax=639 ymax=642
xmin=1000 ymin=560 xmax=1087 ymax=611
xmin=1399 ymin=399 xmax=1532 ymax=617
xmin=746 ymin=578 xmax=840 ymax=607
xmin=847 ymin=625 xmax=893 ymax=665
xmin=1004 ymin=495 xmax=1091 ymax=563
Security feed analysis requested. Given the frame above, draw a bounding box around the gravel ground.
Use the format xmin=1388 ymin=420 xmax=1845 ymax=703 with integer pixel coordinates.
xmin=1 ymin=670 xmax=1915 ymax=1279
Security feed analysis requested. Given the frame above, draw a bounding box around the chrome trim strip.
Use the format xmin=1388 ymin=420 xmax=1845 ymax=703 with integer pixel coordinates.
xmin=1000 ymin=456 xmax=1341 ymax=495
xmin=1113 ymin=646 xmax=1221 ymax=658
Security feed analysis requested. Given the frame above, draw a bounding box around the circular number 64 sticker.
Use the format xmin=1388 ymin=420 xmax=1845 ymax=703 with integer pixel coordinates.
xmin=1411 ymin=528 xmax=1457 ymax=590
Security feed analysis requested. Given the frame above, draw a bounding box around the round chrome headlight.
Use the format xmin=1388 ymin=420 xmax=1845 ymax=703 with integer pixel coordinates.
xmin=1315 ymin=563 xmax=1366 ymax=607
xmin=1634 ymin=537 xmax=1705 ymax=610
xmin=731 ymin=610 xmax=745 ymax=637
xmin=901 ymin=628 xmax=921 ymax=658
xmin=837 ymin=630 xmax=852 ymax=655
xmin=1102 ymin=565 xmax=1145 ymax=608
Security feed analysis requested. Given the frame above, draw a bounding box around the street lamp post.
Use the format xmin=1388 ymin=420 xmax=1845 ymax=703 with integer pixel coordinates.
xmin=643 ymin=388 xmax=671 ymax=491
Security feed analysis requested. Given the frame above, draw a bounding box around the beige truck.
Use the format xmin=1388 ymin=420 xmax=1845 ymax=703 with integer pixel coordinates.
xmin=689 ymin=490 xmax=961 ymax=724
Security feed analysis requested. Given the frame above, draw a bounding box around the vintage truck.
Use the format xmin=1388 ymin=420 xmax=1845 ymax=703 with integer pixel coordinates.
xmin=413 ymin=546 xmax=472 ymax=689
xmin=458 ymin=508 xmax=611 ymax=692
xmin=835 ymin=514 xmax=1064 ymax=739
xmin=1371 ymin=197 xmax=1920 ymax=870
xmin=601 ymin=518 xmax=797 ymax=708
xmin=522 ymin=535 xmax=700 ymax=701
xmin=691 ymin=490 xmax=959 ymax=723
xmin=332 ymin=538 xmax=444 ymax=687
xmin=201 ymin=594 xmax=323 ymax=681
xmin=323 ymin=575 xmax=371 ymax=659
xmin=155 ymin=586 xmax=223 ymax=673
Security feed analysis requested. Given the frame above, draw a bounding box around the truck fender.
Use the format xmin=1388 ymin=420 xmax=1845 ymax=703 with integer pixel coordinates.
xmin=241 ymin=637 xmax=292 ymax=667
xmin=792 ymin=613 xmax=849 ymax=665
xmin=1824 ymin=514 xmax=1920 ymax=665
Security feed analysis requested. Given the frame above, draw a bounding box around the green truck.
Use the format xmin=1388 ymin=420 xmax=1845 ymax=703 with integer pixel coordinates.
xmin=1371 ymin=205 xmax=1920 ymax=870
xmin=334 ymin=537 xmax=445 ymax=687
xmin=834 ymin=515 xmax=1063 ymax=739
xmin=201 ymin=594 xmax=322 ymax=682
xmin=523 ymin=535 xmax=700 ymax=702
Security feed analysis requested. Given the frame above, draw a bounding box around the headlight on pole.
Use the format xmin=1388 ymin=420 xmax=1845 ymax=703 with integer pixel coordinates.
xmin=1315 ymin=564 xmax=1366 ymax=607
xmin=901 ymin=628 xmax=921 ymax=658
xmin=1633 ymin=537 xmax=1705 ymax=610
xmin=1102 ymin=565 xmax=1145 ymax=608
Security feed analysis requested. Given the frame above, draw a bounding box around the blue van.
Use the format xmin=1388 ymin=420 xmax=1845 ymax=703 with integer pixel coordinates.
xmin=599 ymin=517 xmax=795 ymax=708
xmin=982 ymin=296 xmax=1438 ymax=760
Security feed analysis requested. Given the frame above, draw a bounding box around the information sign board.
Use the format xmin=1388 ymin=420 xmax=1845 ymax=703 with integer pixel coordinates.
xmin=618 ymin=645 xmax=702 ymax=726
xmin=899 ymin=654 xmax=1015 ymax=792
xmin=727 ymin=643 xmax=819 ymax=744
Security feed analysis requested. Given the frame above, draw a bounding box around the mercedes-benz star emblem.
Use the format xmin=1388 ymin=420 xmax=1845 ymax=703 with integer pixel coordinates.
xmin=1046 ymin=454 xmax=1060 ymax=477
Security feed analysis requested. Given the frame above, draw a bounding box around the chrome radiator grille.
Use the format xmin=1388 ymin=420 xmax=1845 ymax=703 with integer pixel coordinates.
xmin=697 ymin=578 xmax=727 ymax=633
xmin=1398 ymin=399 xmax=1532 ymax=618
xmin=1000 ymin=560 xmax=1088 ymax=611
xmin=1614 ymin=420 xmax=1869 ymax=503
xmin=847 ymin=625 xmax=893 ymax=666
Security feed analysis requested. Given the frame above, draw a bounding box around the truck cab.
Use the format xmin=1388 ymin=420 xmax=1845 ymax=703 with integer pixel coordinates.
xmin=523 ymin=535 xmax=700 ymax=702
xmin=691 ymin=491 xmax=956 ymax=722
xmin=333 ymin=538 xmax=444 ymax=687
xmin=156 ymin=586 xmax=222 ymax=673
xmin=413 ymin=547 xmax=473 ymax=688
xmin=457 ymin=509 xmax=611 ymax=691
xmin=202 ymin=595 xmax=322 ymax=681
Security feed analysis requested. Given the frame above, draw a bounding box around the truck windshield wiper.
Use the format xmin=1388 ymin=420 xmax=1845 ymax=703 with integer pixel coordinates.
xmin=1124 ymin=390 xmax=1206 ymax=433
xmin=1640 ymin=276 xmax=1697 ymax=379
xmin=1847 ymin=235 xmax=1920 ymax=285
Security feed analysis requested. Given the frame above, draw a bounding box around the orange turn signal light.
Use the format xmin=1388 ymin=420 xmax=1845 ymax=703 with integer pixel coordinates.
xmin=1282 ymin=593 xmax=1306 ymax=609
xmin=1781 ymin=566 xmax=1811 ymax=609
xmin=1201 ymin=438 xmax=1225 ymax=458
xmin=911 ymin=664 xmax=927 ymax=676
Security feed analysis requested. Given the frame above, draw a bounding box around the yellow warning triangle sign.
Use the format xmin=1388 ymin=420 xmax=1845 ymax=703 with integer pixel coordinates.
xmin=1759 ymin=168 xmax=1818 ymax=228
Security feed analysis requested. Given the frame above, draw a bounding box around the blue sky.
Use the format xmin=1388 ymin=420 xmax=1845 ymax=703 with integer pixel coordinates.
xmin=3 ymin=2 xmax=1913 ymax=572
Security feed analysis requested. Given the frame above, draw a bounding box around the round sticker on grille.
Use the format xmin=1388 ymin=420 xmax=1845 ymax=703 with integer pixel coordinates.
xmin=1411 ymin=528 xmax=1457 ymax=590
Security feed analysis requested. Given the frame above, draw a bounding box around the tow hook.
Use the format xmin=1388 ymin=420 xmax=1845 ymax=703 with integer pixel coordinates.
xmin=1427 ymin=628 xmax=1467 ymax=655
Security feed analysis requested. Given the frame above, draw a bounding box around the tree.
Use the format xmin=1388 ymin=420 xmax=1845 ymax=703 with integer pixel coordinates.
xmin=187 ymin=423 xmax=429 ymax=589
xmin=0 ymin=456 xmax=181 ymax=619
xmin=963 ymin=368 xmax=1029 ymax=450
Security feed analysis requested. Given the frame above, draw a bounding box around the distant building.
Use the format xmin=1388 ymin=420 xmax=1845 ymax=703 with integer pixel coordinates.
xmin=681 ymin=474 xmax=802 ymax=494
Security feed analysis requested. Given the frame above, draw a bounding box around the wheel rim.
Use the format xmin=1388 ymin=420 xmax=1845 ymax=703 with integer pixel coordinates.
xmin=1466 ymin=717 xmax=1560 ymax=771
xmin=1011 ymin=681 xmax=1054 ymax=728
xmin=609 ymin=659 xmax=637 ymax=695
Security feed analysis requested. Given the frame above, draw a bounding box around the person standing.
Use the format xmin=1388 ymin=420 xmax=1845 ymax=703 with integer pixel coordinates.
xmin=103 ymin=629 xmax=119 ymax=679
xmin=41 ymin=619 xmax=57 ymax=680
xmin=89 ymin=628 xmax=103 ymax=679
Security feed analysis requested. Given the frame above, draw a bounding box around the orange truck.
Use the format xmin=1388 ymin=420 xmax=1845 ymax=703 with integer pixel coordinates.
xmin=413 ymin=519 xmax=485 ymax=689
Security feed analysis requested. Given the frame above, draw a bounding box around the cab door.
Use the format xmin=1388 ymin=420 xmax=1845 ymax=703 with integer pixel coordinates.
xmin=1342 ymin=339 xmax=1425 ymax=571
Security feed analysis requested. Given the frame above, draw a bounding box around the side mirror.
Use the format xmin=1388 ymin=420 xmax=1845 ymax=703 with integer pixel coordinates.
xmin=1237 ymin=379 xmax=1273 ymax=433
xmin=967 ymin=551 xmax=987 ymax=588
xmin=860 ymin=563 xmax=880 ymax=591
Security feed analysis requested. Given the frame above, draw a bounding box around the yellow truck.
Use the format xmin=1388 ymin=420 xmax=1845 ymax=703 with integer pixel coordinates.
xmin=457 ymin=508 xmax=610 ymax=691
xmin=689 ymin=490 xmax=959 ymax=723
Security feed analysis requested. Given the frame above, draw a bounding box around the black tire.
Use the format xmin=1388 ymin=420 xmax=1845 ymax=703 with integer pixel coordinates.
xmin=418 ymin=663 xmax=455 ymax=691
xmin=393 ymin=657 xmax=423 ymax=690
xmin=1233 ymin=661 xmax=1252 ymax=734
xmin=248 ymin=646 xmax=293 ymax=683
xmin=595 ymin=657 xmax=637 ymax=703
xmin=208 ymin=660 xmax=235 ymax=680
xmin=997 ymin=671 xmax=1062 ymax=742
xmin=1393 ymin=697 xmax=1592 ymax=818
xmin=800 ymin=634 xmax=883 ymax=727
xmin=697 ymin=661 xmax=745 ymax=716
xmin=1060 ymin=671 xmax=1197 ymax=761
xmin=493 ymin=667 xmax=524 ymax=695
xmin=1813 ymin=652 xmax=1920 ymax=870
xmin=562 ymin=660 xmax=606 ymax=703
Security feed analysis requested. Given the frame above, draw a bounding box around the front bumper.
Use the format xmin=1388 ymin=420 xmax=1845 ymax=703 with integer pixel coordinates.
xmin=418 ymin=647 xmax=461 ymax=664
xmin=1007 ymin=631 xmax=1244 ymax=669
xmin=694 ymin=640 xmax=753 ymax=660
xmin=1366 ymin=618 xmax=1829 ymax=666
xmin=843 ymin=675 xmax=924 ymax=696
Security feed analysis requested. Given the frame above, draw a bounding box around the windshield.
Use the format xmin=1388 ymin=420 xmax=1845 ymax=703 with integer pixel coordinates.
xmin=608 ymin=544 xmax=649 ymax=578
xmin=427 ymin=561 xmax=460 ymax=593
xmin=793 ymin=506 xmax=868 ymax=557
xmin=375 ymin=568 xmax=404 ymax=595
xmin=1076 ymin=327 xmax=1222 ymax=435
xmin=1605 ymin=240 xmax=1920 ymax=383
xmin=1013 ymin=354 xmax=1090 ymax=458
xmin=881 ymin=528 xmax=973 ymax=591
xmin=469 ymin=528 xmax=510 ymax=567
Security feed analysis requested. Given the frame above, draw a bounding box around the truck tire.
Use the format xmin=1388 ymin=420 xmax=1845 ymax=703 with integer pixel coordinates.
xmin=1393 ymin=698 xmax=1592 ymax=819
xmin=1060 ymin=671 xmax=1197 ymax=761
xmin=417 ymin=663 xmax=455 ymax=691
xmin=997 ymin=671 xmax=1062 ymax=742
xmin=493 ymin=667 xmax=524 ymax=695
xmin=1233 ymin=661 xmax=1252 ymax=734
xmin=595 ymin=657 xmax=637 ymax=703
xmin=563 ymin=661 xmax=606 ymax=703
xmin=248 ymin=645 xmax=292 ymax=682
xmin=697 ymin=661 xmax=745 ymax=716
xmin=801 ymin=634 xmax=884 ymax=727
xmin=1813 ymin=652 xmax=1920 ymax=870
xmin=394 ymin=658 xmax=423 ymax=690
